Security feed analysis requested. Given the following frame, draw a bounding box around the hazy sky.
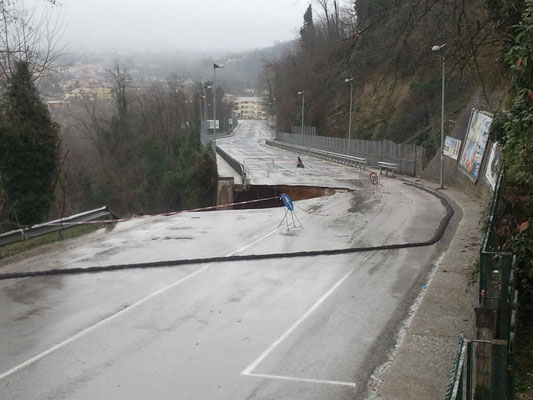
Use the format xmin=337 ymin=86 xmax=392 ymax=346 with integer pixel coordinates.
xmin=28 ymin=0 xmax=311 ymax=52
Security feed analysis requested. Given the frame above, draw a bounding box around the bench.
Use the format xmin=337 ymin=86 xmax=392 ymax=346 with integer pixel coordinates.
xmin=378 ymin=161 xmax=397 ymax=177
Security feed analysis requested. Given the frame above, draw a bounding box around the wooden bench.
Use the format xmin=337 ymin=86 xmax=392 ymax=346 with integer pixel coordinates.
xmin=378 ymin=161 xmax=397 ymax=177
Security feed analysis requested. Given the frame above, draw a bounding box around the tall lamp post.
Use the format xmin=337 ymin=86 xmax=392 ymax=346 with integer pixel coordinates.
xmin=298 ymin=91 xmax=305 ymax=134
xmin=203 ymin=83 xmax=211 ymax=123
xmin=345 ymin=77 xmax=354 ymax=154
xmin=213 ymin=63 xmax=224 ymax=144
xmin=432 ymin=44 xmax=446 ymax=189
xmin=200 ymin=95 xmax=206 ymax=121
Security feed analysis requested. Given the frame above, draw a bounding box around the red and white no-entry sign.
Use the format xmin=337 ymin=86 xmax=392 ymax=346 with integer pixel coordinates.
xmin=369 ymin=171 xmax=380 ymax=186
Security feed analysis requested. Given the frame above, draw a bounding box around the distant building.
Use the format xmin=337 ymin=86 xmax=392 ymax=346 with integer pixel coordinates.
xmin=234 ymin=97 xmax=265 ymax=119
xmin=46 ymin=100 xmax=71 ymax=112
xmin=65 ymin=86 xmax=112 ymax=101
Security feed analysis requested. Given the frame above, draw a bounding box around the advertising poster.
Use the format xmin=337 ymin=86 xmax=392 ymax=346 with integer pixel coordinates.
xmin=443 ymin=136 xmax=462 ymax=160
xmin=485 ymin=142 xmax=500 ymax=190
xmin=459 ymin=109 xmax=493 ymax=182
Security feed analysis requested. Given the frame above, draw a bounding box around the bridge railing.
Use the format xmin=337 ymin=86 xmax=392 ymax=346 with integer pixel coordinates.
xmin=275 ymin=132 xmax=421 ymax=176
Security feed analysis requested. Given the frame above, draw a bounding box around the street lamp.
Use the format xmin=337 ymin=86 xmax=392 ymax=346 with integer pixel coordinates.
xmin=298 ymin=91 xmax=305 ymax=131
xmin=432 ymin=44 xmax=446 ymax=189
xmin=224 ymin=106 xmax=228 ymax=132
xmin=200 ymin=95 xmax=206 ymax=120
xmin=345 ymin=77 xmax=354 ymax=154
xmin=213 ymin=63 xmax=225 ymax=141
xmin=203 ymin=83 xmax=211 ymax=123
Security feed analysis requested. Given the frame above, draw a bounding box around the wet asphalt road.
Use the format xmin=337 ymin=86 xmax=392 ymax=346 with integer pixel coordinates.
xmin=0 ymin=121 xmax=453 ymax=399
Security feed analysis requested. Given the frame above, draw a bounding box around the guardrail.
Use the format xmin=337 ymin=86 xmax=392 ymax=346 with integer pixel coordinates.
xmin=216 ymin=146 xmax=245 ymax=179
xmin=378 ymin=161 xmax=397 ymax=176
xmin=0 ymin=206 xmax=116 ymax=247
xmin=446 ymin=332 xmax=468 ymax=400
xmin=274 ymin=132 xmax=419 ymax=175
xmin=265 ymin=140 xmax=367 ymax=169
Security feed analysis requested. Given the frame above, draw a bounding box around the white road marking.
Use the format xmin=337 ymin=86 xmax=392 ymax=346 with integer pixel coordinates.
xmin=245 ymin=372 xmax=356 ymax=388
xmin=0 ymin=264 xmax=209 ymax=381
xmin=227 ymin=228 xmax=280 ymax=256
xmin=241 ymin=268 xmax=355 ymax=376
xmin=241 ymin=250 xmax=378 ymax=387
xmin=0 ymin=227 xmax=280 ymax=381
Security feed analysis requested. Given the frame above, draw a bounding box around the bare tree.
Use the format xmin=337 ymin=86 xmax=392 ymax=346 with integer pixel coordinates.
xmin=0 ymin=0 xmax=63 ymax=86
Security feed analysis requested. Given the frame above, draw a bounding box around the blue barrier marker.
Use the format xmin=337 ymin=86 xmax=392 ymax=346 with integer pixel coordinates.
xmin=278 ymin=193 xmax=302 ymax=230
xmin=281 ymin=193 xmax=294 ymax=211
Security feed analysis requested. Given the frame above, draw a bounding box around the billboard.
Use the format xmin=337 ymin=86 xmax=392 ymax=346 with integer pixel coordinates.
xmin=485 ymin=142 xmax=501 ymax=190
xmin=459 ymin=109 xmax=493 ymax=182
xmin=443 ymin=136 xmax=462 ymax=160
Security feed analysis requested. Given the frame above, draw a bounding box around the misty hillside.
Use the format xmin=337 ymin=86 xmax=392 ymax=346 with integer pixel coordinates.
xmin=44 ymin=42 xmax=294 ymax=96
xmin=264 ymin=0 xmax=520 ymax=145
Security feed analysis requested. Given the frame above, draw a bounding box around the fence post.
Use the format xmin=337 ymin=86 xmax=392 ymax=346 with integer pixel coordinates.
xmin=479 ymin=251 xmax=491 ymax=305
xmin=497 ymin=254 xmax=513 ymax=340
xmin=474 ymin=308 xmax=495 ymax=399
xmin=467 ymin=341 xmax=474 ymax=399
xmin=492 ymin=340 xmax=509 ymax=400
xmin=508 ymin=289 xmax=518 ymax=400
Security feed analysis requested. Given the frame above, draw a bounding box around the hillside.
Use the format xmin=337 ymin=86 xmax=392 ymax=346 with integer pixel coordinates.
xmin=264 ymin=0 xmax=520 ymax=142
xmin=264 ymin=0 xmax=532 ymax=396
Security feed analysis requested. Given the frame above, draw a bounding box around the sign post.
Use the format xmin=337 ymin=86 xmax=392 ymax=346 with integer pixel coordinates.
xmin=369 ymin=171 xmax=382 ymax=197
xmin=278 ymin=193 xmax=303 ymax=230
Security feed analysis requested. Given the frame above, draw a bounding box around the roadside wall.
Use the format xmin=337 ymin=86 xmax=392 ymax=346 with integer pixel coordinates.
xmin=419 ymin=90 xmax=504 ymax=203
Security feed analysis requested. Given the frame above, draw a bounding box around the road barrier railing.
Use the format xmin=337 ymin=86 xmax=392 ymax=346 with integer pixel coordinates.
xmin=243 ymin=158 xmax=274 ymax=177
xmin=446 ymin=332 xmax=468 ymax=400
xmin=274 ymin=132 xmax=419 ymax=175
xmin=377 ymin=161 xmax=397 ymax=176
xmin=266 ymin=140 xmax=367 ymax=169
xmin=216 ymin=146 xmax=245 ymax=179
xmin=0 ymin=206 xmax=116 ymax=247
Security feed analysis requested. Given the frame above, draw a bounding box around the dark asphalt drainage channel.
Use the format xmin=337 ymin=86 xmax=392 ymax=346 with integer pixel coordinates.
xmin=0 ymin=182 xmax=454 ymax=281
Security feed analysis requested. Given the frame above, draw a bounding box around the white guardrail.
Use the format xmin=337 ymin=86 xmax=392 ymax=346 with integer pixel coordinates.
xmin=265 ymin=139 xmax=367 ymax=169
xmin=0 ymin=206 xmax=115 ymax=247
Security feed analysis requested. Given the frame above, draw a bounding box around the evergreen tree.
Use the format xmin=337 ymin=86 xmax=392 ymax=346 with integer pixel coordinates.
xmin=0 ymin=61 xmax=60 ymax=227
xmin=300 ymin=5 xmax=315 ymax=56
xmin=177 ymin=131 xmax=217 ymax=209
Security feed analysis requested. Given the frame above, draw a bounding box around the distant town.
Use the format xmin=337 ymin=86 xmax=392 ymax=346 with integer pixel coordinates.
xmin=43 ymin=58 xmax=267 ymax=120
